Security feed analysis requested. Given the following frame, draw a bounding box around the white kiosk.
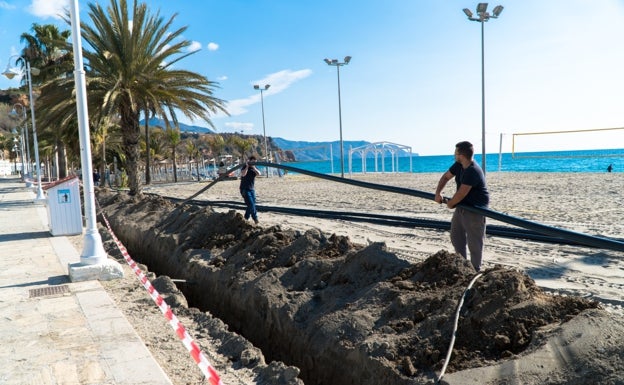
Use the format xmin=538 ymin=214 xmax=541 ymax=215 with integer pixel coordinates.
xmin=44 ymin=176 xmax=83 ymax=236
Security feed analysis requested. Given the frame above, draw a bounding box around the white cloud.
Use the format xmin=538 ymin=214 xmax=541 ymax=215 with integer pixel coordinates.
xmin=220 ymin=69 xmax=313 ymax=118
xmin=217 ymin=75 xmax=228 ymax=81
xmin=253 ymin=69 xmax=312 ymax=95
xmin=0 ymin=1 xmax=16 ymax=10
xmin=188 ymin=41 xmax=202 ymax=52
xmin=225 ymin=122 xmax=253 ymax=132
xmin=28 ymin=0 xmax=68 ymax=19
xmin=207 ymin=42 xmax=219 ymax=51
xmin=221 ymin=98 xmax=255 ymax=117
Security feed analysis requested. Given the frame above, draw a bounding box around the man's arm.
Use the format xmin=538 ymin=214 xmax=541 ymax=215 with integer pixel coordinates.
xmin=434 ymin=171 xmax=454 ymax=203
xmin=249 ymin=164 xmax=260 ymax=175
xmin=447 ymin=184 xmax=472 ymax=208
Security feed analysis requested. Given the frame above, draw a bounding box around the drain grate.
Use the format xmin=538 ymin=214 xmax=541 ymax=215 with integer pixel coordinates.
xmin=29 ymin=285 xmax=70 ymax=298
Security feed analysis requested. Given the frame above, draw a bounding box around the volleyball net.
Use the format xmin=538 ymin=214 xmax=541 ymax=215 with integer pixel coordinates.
xmin=511 ymin=127 xmax=624 ymax=158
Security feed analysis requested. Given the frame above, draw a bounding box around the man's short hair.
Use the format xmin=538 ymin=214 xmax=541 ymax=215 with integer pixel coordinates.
xmin=248 ymin=156 xmax=257 ymax=161
xmin=455 ymin=141 xmax=474 ymax=158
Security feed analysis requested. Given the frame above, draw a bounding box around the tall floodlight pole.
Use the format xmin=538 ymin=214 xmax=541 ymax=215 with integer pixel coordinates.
xmin=68 ymin=0 xmax=122 ymax=280
xmin=463 ymin=3 xmax=504 ymax=174
xmin=3 ymin=56 xmax=45 ymax=201
xmin=324 ymin=56 xmax=351 ymax=178
xmin=253 ymin=84 xmax=270 ymax=177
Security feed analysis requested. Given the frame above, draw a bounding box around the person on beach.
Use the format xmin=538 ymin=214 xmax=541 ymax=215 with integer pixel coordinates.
xmin=607 ymin=164 xmax=613 ymax=173
xmin=217 ymin=161 xmax=228 ymax=178
xmin=434 ymin=141 xmax=490 ymax=271
xmin=240 ymin=156 xmax=261 ymax=224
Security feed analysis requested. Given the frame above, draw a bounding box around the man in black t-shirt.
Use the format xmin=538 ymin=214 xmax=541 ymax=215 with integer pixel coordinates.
xmin=239 ymin=156 xmax=261 ymax=224
xmin=434 ymin=141 xmax=489 ymax=271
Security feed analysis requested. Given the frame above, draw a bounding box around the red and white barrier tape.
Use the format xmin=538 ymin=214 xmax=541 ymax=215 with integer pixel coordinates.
xmin=97 ymin=203 xmax=223 ymax=385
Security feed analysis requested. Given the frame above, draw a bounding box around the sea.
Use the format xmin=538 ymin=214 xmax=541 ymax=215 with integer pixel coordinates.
xmin=281 ymin=149 xmax=624 ymax=174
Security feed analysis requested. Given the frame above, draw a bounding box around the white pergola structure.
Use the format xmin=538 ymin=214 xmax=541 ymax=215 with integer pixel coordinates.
xmin=348 ymin=141 xmax=413 ymax=174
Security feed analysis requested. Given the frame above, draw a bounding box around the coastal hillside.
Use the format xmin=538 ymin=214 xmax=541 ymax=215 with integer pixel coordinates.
xmin=273 ymin=138 xmax=417 ymax=161
xmin=140 ymin=117 xmax=217 ymax=134
xmin=273 ymin=138 xmax=370 ymax=161
xmin=137 ymin=119 xmax=416 ymax=162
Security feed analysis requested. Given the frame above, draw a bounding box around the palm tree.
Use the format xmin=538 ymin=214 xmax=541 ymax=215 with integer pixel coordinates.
xmin=205 ymin=134 xmax=226 ymax=161
xmin=164 ymin=127 xmax=181 ymax=183
xmin=230 ymin=135 xmax=257 ymax=161
xmin=19 ymin=23 xmax=73 ymax=178
xmin=147 ymin=127 xmax=169 ymax=181
xmin=184 ymin=138 xmax=201 ymax=181
xmin=78 ymin=0 xmax=227 ymax=195
xmin=143 ymin=108 xmax=153 ymax=184
xmin=20 ymin=24 xmax=72 ymax=83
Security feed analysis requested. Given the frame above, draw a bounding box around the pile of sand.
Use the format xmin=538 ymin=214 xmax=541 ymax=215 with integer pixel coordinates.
xmin=96 ymin=189 xmax=623 ymax=385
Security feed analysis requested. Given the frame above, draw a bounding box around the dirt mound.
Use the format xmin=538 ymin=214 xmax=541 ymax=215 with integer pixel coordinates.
xmin=97 ymin=191 xmax=605 ymax=385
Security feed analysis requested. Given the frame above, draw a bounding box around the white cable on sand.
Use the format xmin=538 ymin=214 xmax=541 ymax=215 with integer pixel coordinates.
xmin=436 ymin=272 xmax=484 ymax=384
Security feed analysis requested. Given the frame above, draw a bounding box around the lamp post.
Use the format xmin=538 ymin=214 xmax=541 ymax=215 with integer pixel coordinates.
xmin=324 ymin=55 xmax=351 ymax=178
xmin=10 ymin=103 xmax=31 ymax=178
xmin=68 ymin=0 xmax=123 ymax=281
xmin=463 ymin=3 xmax=503 ymax=174
xmin=12 ymin=139 xmax=20 ymax=175
xmin=10 ymin=132 xmax=22 ymax=177
xmin=3 ymin=56 xmax=45 ymax=201
xmin=253 ymin=84 xmax=270 ymax=177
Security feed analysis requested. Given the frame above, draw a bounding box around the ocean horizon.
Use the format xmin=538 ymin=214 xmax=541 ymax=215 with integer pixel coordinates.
xmin=281 ymin=148 xmax=623 ymax=174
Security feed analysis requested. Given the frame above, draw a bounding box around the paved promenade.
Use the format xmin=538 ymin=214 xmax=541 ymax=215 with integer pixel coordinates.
xmin=0 ymin=176 xmax=172 ymax=384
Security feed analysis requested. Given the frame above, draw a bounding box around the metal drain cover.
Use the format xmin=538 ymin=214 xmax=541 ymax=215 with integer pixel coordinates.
xmin=29 ymin=285 xmax=70 ymax=298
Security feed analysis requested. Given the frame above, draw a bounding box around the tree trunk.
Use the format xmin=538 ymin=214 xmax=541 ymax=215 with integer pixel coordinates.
xmin=173 ymin=148 xmax=178 ymax=183
xmin=57 ymin=139 xmax=67 ymax=179
xmin=101 ymin=132 xmax=106 ymax=181
xmin=144 ymin=110 xmax=151 ymax=185
xmin=122 ymin=110 xmax=141 ymax=195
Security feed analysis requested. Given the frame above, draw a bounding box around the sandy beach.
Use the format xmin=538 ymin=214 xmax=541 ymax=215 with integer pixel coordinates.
xmin=96 ymin=170 xmax=624 ymax=385
xmin=145 ymin=171 xmax=624 ymax=311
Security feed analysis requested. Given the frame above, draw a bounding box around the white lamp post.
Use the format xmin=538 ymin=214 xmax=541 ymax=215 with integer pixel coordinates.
xmin=324 ymin=55 xmax=351 ymax=178
xmin=253 ymin=84 xmax=270 ymax=177
xmin=3 ymin=56 xmax=45 ymax=201
xmin=10 ymin=103 xmax=31 ymax=178
xmin=68 ymin=0 xmax=122 ymax=280
xmin=12 ymin=137 xmax=22 ymax=176
xmin=463 ymin=3 xmax=504 ymax=174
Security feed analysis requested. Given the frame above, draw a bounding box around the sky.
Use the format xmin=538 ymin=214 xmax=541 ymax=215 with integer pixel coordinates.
xmin=1 ymin=0 xmax=624 ymax=156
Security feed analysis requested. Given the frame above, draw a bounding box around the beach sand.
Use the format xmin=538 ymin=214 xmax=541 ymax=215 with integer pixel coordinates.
xmin=97 ymin=171 xmax=624 ymax=384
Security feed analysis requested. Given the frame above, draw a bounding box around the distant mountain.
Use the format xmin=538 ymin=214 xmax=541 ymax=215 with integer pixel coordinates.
xmin=272 ymin=138 xmax=416 ymax=161
xmin=139 ymin=117 xmax=216 ymax=134
xmin=132 ymin=122 xmax=415 ymax=161
xmin=271 ymin=138 xmax=366 ymax=161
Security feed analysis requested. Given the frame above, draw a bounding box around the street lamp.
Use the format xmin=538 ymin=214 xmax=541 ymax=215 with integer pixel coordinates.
xmin=12 ymin=138 xmax=20 ymax=176
xmin=324 ymin=55 xmax=351 ymax=178
xmin=3 ymin=55 xmax=45 ymax=201
xmin=10 ymin=103 xmax=31 ymax=178
xmin=253 ymin=84 xmax=270 ymax=177
xmin=463 ymin=3 xmax=504 ymax=174
xmin=68 ymin=0 xmax=123 ymax=279
xmin=10 ymin=131 xmax=23 ymax=177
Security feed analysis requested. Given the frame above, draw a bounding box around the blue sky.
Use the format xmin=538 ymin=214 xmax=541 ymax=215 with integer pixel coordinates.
xmin=2 ymin=0 xmax=624 ymax=156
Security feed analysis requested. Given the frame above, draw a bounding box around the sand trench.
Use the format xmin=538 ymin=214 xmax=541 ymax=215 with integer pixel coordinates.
xmin=94 ymin=188 xmax=624 ymax=385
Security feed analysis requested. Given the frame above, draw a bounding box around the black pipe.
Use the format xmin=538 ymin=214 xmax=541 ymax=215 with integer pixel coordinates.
xmin=161 ymin=196 xmax=600 ymax=248
xmin=254 ymin=162 xmax=624 ymax=252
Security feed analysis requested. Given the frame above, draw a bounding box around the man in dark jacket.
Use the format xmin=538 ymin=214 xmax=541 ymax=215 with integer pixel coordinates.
xmin=239 ymin=156 xmax=261 ymax=224
xmin=434 ymin=141 xmax=489 ymax=271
